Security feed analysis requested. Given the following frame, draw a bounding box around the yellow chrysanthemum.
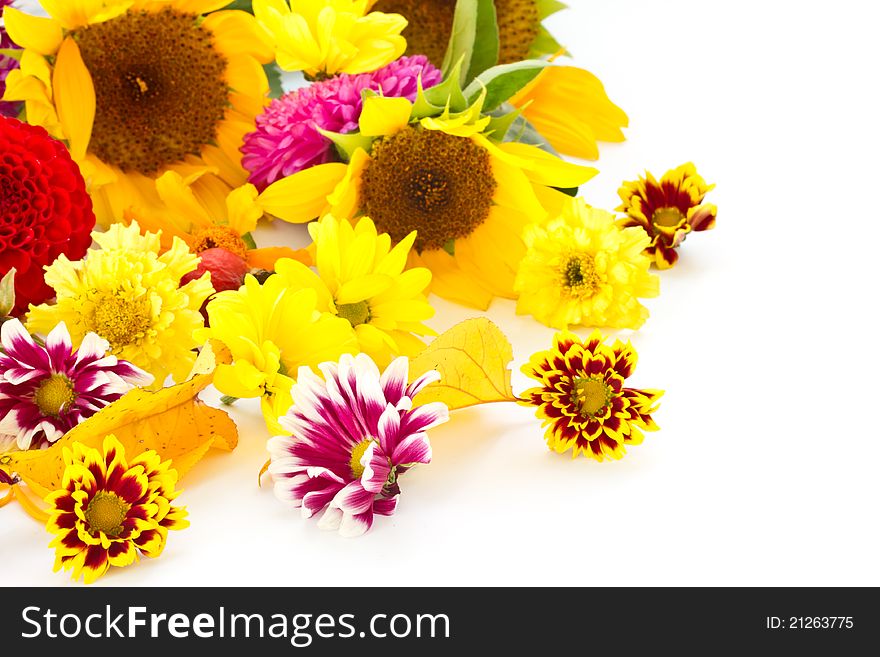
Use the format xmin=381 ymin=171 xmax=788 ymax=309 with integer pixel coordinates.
xmin=197 ymin=273 xmax=358 ymax=431
xmin=256 ymin=94 xmax=596 ymax=309
xmin=273 ymin=214 xmax=434 ymax=367
xmin=125 ymin=170 xmax=311 ymax=270
xmin=46 ymin=434 xmax=189 ymax=584
xmin=2 ymin=0 xmax=273 ymax=225
xmin=515 ymin=198 xmax=659 ymax=330
xmin=27 ymin=221 xmax=213 ymax=386
xmin=253 ymin=0 xmax=407 ymax=77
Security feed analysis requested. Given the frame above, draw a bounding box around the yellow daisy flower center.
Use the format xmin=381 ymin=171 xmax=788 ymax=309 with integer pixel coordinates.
xmin=191 ymin=226 xmax=249 ymax=259
xmin=34 ymin=374 xmax=76 ymax=417
xmin=72 ymin=8 xmax=228 ymax=175
xmin=90 ymin=294 xmax=152 ymax=350
xmin=349 ymin=438 xmax=375 ymax=479
xmin=571 ymin=376 xmax=612 ymax=418
xmin=84 ymin=491 xmax=130 ymax=537
xmin=652 ymin=207 xmax=687 ymax=228
xmin=337 ymin=301 xmax=371 ymax=327
xmin=361 ymin=126 xmax=496 ymax=251
xmin=562 ymin=254 xmax=602 ymax=298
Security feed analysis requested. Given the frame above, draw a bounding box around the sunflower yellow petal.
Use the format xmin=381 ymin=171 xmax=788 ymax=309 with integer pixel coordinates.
xmin=2 ymin=8 xmax=63 ymax=55
xmin=358 ymin=95 xmax=412 ymax=136
xmin=52 ymin=38 xmax=95 ymax=162
xmin=259 ymin=163 xmax=347 ymax=223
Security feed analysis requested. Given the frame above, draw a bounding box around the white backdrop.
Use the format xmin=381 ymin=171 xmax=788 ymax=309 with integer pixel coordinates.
xmin=2 ymin=0 xmax=880 ymax=586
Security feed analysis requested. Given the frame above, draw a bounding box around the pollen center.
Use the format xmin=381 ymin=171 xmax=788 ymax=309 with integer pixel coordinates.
xmin=360 ymin=126 xmax=496 ymax=251
xmin=495 ymin=0 xmax=541 ymax=64
xmin=337 ymin=301 xmax=371 ymax=327
xmin=652 ymin=207 xmax=686 ymax=228
xmin=91 ymin=294 xmax=152 ymax=350
xmin=372 ymin=0 xmax=456 ymax=66
xmin=572 ymin=377 xmax=611 ymax=418
xmin=34 ymin=374 xmax=76 ymax=417
xmin=84 ymin=491 xmax=130 ymax=537
xmin=191 ymin=226 xmax=249 ymax=259
xmin=349 ymin=438 xmax=374 ymax=479
xmin=562 ymin=255 xmax=602 ymax=298
xmin=73 ymin=8 xmax=229 ymax=175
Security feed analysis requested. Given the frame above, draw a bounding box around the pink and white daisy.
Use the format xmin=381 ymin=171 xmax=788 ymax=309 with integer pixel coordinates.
xmin=268 ymin=353 xmax=448 ymax=537
xmin=241 ymin=55 xmax=442 ymax=189
xmin=0 ymin=319 xmax=152 ymax=450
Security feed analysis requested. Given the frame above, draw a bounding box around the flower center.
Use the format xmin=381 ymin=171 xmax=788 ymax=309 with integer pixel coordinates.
xmin=562 ymin=254 xmax=602 ymax=298
xmin=33 ymin=374 xmax=76 ymax=417
xmin=361 ymin=126 xmax=496 ymax=251
xmin=494 ymin=0 xmax=541 ymax=64
xmin=72 ymin=8 xmax=228 ymax=175
xmin=91 ymin=294 xmax=152 ymax=350
xmin=349 ymin=438 xmax=375 ymax=479
xmin=652 ymin=207 xmax=686 ymax=228
xmin=84 ymin=491 xmax=130 ymax=537
xmin=191 ymin=226 xmax=248 ymax=259
xmin=372 ymin=0 xmax=457 ymax=66
xmin=571 ymin=377 xmax=612 ymax=418
xmin=337 ymin=301 xmax=371 ymax=327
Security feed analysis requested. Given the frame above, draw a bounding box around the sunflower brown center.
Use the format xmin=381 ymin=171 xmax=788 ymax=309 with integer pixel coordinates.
xmin=34 ymin=374 xmax=76 ymax=417
xmin=349 ymin=438 xmax=375 ymax=479
xmin=73 ymin=8 xmax=228 ymax=175
xmin=361 ymin=126 xmax=496 ymax=251
xmin=652 ymin=207 xmax=686 ymax=228
xmin=191 ymin=226 xmax=248 ymax=258
xmin=91 ymin=294 xmax=152 ymax=350
xmin=562 ymin=254 xmax=602 ymax=298
xmin=495 ymin=0 xmax=540 ymax=64
xmin=372 ymin=0 xmax=456 ymax=67
xmin=84 ymin=491 xmax=130 ymax=537
xmin=572 ymin=377 xmax=612 ymax=418
xmin=337 ymin=301 xmax=371 ymax=327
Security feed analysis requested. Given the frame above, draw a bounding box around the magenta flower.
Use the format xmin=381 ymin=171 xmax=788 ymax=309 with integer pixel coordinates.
xmin=0 ymin=320 xmax=152 ymax=450
xmin=241 ymin=55 xmax=442 ymax=189
xmin=1 ymin=0 xmax=22 ymax=118
xmin=268 ymin=353 xmax=448 ymax=537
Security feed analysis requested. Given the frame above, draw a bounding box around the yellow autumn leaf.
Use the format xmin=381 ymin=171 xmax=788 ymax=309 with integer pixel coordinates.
xmin=0 ymin=341 xmax=238 ymax=501
xmin=408 ymin=318 xmax=516 ymax=410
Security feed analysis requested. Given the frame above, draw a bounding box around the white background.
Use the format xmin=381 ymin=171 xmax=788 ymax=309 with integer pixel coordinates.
xmin=2 ymin=0 xmax=880 ymax=586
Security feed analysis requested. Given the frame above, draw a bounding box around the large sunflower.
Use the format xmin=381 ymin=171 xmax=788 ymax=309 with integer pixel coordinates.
xmin=257 ymin=94 xmax=596 ymax=309
xmin=2 ymin=1 xmax=273 ymax=225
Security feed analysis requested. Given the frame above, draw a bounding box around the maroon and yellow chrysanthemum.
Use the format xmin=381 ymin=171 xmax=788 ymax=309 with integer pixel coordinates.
xmin=520 ymin=331 xmax=663 ymax=461
xmin=45 ymin=435 xmax=188 ymax=584
xmin=617 ymin=162 xmax=717 ymax=269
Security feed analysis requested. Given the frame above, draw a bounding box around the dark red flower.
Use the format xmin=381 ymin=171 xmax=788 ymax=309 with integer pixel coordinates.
xmin=0 ymin=116 xmax=95 ymax=314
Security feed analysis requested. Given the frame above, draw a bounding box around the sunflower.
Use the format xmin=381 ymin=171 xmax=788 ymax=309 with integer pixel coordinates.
xmin=26 ymin=221 xmax=213 ymax=386
xmin=520 ymin=330 xmax=663 ymax=461
xmin=617 ymin=162 xmax=717 ymax=269
xmin=253 ymin=0 xmax=407 ymax=77
xmin=2 ymin=0 xmax=273 ymax=225
xmin=125 ymin=170 xmax=310 ymax=271
xmin=274 ymin=214 xmax=434 ymax=366
xmin=515 ymin=198 xmax=659 ymax=330
xmin=257 ymin=94 xmax=596 ymax=309
xmin=45 ymin=434 xmax=189 ymax=584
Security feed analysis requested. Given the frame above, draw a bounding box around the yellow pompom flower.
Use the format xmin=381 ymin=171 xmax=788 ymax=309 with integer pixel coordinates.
xmin=27 ymin=222 xmax=213 ymax=386
xmin=515 ymin=198 xmax=659 ymax=330
xmin=2 ymin=0 xmax=274 ymax=225
xmin=198 ymin=273 xmax=358 ymax=431
xmin=273 ymin=214 xmax=434 ymax=367
xmin=253 ymin=0 xmax=407 ymax=77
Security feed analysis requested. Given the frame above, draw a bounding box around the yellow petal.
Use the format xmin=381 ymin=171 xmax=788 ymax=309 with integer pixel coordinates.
xmin=358 ymin=96 xmax=412 ymax=137
xmin=52 ymin=38 xmax=95 ymax=162
xmin=2 ymin=8 xmax=63 ymax=55
xmin=335 ymin=274 xmax=393 ymax=305
xmin=41 ymin=0 xmax=133 ymax=30
xmin=258 ymin=163 xmax=347 ymax=223
xmin=495 ymin=141 xmax=598 ymax=188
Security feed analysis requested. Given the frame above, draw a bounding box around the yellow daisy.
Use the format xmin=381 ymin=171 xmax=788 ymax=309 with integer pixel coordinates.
xmin=197 ymin=272 xmax=358 ymax=431
xmin=27 ymin=221 xmax=213 ymax=386
xmin=515 ymin=198 xmax=659 ymax=330
xmin=253 ymin=0 xmax=407 ymax=77
xmin=257 ymin=93 xmax=596 ymax=309
xmin=2 ymin=0 xmax=273 ymax=225
xmin=274 ymin=214 xmax=434 ymax=367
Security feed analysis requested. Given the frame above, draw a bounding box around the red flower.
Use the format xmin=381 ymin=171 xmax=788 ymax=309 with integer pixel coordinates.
xmin=0 ymin=116 xmax=95 ymax=314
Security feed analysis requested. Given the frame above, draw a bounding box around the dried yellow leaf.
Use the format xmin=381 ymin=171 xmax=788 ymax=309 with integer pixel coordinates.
xmin=408 ymin=318 xmax=516 ymax=410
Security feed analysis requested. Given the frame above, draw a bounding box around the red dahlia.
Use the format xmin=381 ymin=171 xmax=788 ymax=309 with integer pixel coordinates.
xmin=0 ymin=116 xmax=95 ymax=314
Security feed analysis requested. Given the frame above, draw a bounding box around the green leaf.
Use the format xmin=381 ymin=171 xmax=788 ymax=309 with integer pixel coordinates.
xmin=0 ymin=268 xmax=15 ymax=317
xmin=241 ymin=232 xmax=257 ymax=250
xmin=222 ymin=0 xmax=254 ymax=12
xmin=317 ymin=127 xmax=375 ymax=162
xmin=442 ymin=0 xmax=499 ymax=86
xmin=463 ymin=59 xmax=548 ymax=112
xmin=553 ymin=186 xmax=579 ymax=197
xmin=529 ymin=25 xmax=567 ymax=59
xmin=263 ymin=62 xmax=284 ymax=99
xmin=468 ymin=0 xmax=499 ymax=80
xmin=535 ymin=0 xmax=568 ymax=20
xmin=417 ymin=57 xmax=468 ymax=116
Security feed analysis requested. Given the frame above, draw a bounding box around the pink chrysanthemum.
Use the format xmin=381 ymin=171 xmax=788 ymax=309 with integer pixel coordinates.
xmin=1 ymin=0 xmax=22 ymax=118
xmin=242 ymin=55 xmax=442 ymax=189
xmin=268 ymin=353 xmax=448 ymax=537
xmin=0 ymin=320 xmax=152 ymax=450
